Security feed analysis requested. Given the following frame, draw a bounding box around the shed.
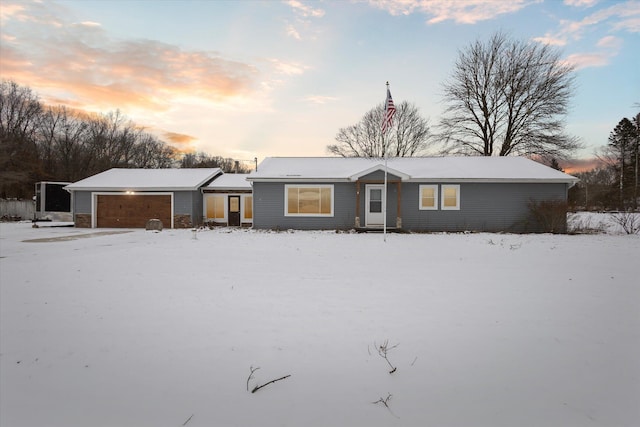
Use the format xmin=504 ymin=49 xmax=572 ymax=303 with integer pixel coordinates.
xmin=247 ymin=157 xmax=579 ymax=233
xmin=65 ymin=168 xmax=221 ymax=228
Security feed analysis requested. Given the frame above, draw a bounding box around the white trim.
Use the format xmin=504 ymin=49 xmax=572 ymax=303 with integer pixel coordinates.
xmin=203 ymin=193 xmax=227 ymax=222
xmin=365 ymin=184 xmax=385 ymax=226
xmin=242 ymin=194 xmax=253 ymax=222
xmin=91 ymin=192 xmax=174 ymax=228
xmin=441 ymin=185 xmax=460 ymax=211
xmin=203 ymin=193 xmax=254 ymax=224
xmin=418 ymin=185 xmax=439 ymax=210
xmin=284 ymin=184 xmax=334 ymax=217
xmin=349 ymin=164 xmax=410 ymax=181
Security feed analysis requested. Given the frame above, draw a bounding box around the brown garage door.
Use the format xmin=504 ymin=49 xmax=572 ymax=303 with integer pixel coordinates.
xmin=96 ymin=194 xmax=172 ymax=228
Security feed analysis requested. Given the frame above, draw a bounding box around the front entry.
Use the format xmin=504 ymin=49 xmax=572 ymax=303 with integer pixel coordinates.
xmin=228 ymin=196 xmax=241 ymax=226
xmin=365 ymin=185 xmax=384 ymax=227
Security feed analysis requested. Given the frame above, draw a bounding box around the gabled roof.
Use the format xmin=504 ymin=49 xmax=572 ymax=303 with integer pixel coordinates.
xmin=204 ymin=173 xmax=251 ymax=190
xmin=247 ymin=157 xmax=578 ymax=184
xmin=65 ymin=168 xmax=222 ymax=191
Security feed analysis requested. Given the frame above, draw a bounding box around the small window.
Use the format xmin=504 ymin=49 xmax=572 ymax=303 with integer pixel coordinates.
xmin=243 ymin=195 xmax=253 ymax=220
xmin=419 ymin=185 xmax=438 ymax=210
xmin=441 ymin=185 xmax=460 ymax=210
xmin=285 ymin=185 xmax=333 ymax=216
xmin=206 ymin=194 xmax=226 ymax=220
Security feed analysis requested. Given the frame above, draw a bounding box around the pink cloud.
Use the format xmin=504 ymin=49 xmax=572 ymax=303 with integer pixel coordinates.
xmin=368 ymin=0 xmax=535 ymax=24
xmin=0 ymin=2 xmax=260 ymax=113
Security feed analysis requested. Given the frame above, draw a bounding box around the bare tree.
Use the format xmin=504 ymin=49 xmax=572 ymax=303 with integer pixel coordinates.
xmin=438 ymin=32 xmax=581 ymax=159
xmin=327 ymin=101 xmax=431 ymax=158
xmin=0 ymin=80 xmax=43 ymax=197
xmin=180 ymin=151 xmax=251 ymax=172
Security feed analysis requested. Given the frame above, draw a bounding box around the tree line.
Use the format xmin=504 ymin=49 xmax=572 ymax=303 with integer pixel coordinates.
xmin=0 ymin=80 xmax=248 ymax=199
xmin=569 ymin=114 xmax=640 ymax=211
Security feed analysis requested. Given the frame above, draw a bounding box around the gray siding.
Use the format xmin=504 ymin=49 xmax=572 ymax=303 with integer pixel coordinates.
xmin=174 ymin=190 xmax=204 ymax=225
xmin=401 ymin=182 xmax=568 ymax=232
xmin=191 ymin=191 xmax=204 ymax=226
xmin=73 ymin=191 xmax=92 ymax=214
xmin=253 ymin=181 xmax=568 ymax=232
xmin=253 ymin=182 xmax=356 ymax=230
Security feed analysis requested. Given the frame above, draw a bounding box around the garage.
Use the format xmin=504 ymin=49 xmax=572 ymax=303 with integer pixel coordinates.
xmin=96 ymin=194 xmax=172 ymax=228
xmin=65 ymin=168 xmax=223 ymax=229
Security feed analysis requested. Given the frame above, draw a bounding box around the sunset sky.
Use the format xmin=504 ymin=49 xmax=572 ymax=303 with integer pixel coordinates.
xmin=1 ymin=0 xmax=638 ymax=170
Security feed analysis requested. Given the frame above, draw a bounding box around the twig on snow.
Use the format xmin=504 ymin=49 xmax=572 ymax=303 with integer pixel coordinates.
xmin=372 ymin=393 xmax=399 ymax=418
xmin=375 ymin=340 xmax=399 ymax=373
xmin=251 ymin=374 xmax=291 ymax=393
xmin=246 ymin=366 xmax=260 ymax=391
xmin=182 ymin=414 xmax=194 ymax=426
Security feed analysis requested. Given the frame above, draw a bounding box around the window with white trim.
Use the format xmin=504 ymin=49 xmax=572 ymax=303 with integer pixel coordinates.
xmin=243 ymin=195 xmax=253 ymax=220
xmin=419 ymin=185 xmax=438 ymax=210
xmin=285 ymin=185 xmax=333 ymax=216
xmin=441 ymin=185 xmax=460 ymax=210
xmin=205 ymin=194 xmax=226 ymax=220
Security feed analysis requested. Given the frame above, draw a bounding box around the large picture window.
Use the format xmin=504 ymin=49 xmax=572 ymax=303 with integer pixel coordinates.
xmin=419 ymin=185 xmax=438 ymax=210
xmin=206 ymin=194 xmax=225 ymax=220
xmin=441 ymin=185 xmax=460 ymax=210
xmin=285 ymin=185 xmax=333 ymax=216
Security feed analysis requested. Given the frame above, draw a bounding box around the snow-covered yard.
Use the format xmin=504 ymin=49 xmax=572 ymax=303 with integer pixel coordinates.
xmin=1 ymin=219 xmax=639 ymax=427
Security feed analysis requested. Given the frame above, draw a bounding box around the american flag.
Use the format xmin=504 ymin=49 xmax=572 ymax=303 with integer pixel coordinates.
xmin=381 ymin=85 xmax=396 ymax=133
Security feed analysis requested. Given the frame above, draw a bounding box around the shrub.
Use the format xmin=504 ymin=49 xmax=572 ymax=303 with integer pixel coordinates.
xmin=528 ymin=200 xmax=568 ymax=233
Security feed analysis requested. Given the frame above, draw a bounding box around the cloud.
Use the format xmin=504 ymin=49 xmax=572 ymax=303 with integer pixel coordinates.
xmin=564 ymin=51 xmax=610 ymax=68
xmin=283 ymin=0 xmax=325 ymax=40
xmin=563 ymin=35 xmax=623 ymax=69
xmin=162 ymin=131 xmax=198 ymax=153
xmin=285 ymin=0 xmax=325 ymax=18
xmin=532 ymin=35 xmax=568 ymax=46
xmin=267 ymin=58 xmax=310 ymax=76
xmin=563 ymin=157 xmax=604 ymax=174
xmin=564 ymin=0 xmax=599 ymax=7
xmin=76 ymin=21 xmax=101 ymax=27
xmin=286 ymin=24 xmax=302 ymax=40
xmin=367 ymin=0 xmax=536 ymax=24
xmin=596 ymin=35 xmax=623 ymax=49
xmin=305 ymin=95 xmax=339 ymax=104
xmin=0 ymin=1 xmax=260 ymax=113
xmin=534 ymin=1 xmax=640 ymax=46
xmin=0 ymin=3 xmax=25 ymax=21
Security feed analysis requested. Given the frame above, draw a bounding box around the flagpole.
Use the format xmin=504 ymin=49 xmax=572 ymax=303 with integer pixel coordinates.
xmin=381 ymin=81 xmax=395 ymax=243
xmin=383 ymin=82 xmax=389 ymax=242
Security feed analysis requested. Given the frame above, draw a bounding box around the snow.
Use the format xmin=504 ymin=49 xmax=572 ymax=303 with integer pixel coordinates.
xmin=204 ymin=173 xmax=251 ymax=189
xmin=64 ymin=168 xmax=221 ymax=191
xmin=1 ymin=218 xmax=639 ymax=427
xmin=249 ymin=157 xmax=578 ymax=183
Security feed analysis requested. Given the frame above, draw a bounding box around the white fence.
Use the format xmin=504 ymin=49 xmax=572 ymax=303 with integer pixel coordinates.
xmin=0 ymin=199 xmax=35 ymax=220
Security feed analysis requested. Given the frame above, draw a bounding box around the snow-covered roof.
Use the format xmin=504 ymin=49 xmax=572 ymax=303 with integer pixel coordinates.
xmin=248 ymin=157 xmax=578 ymax=184
xmin=204 ymin=173 xmax=251 ymax=190
xmin=65 ymin=168 xmax=222 ymax=191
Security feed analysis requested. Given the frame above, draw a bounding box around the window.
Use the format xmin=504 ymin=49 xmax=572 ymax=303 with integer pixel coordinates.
xmin=419 ymin=185 xmax=438 ymax=210
xmin=206 ymin=194 xmax=225 ymax=220
xmin=285 ymin=185 xmax=333 ymax=216
xmin=441 ymin=185 xmax=460 ymax=210
xmin=243 ymin=195 xmax=253 ymax=220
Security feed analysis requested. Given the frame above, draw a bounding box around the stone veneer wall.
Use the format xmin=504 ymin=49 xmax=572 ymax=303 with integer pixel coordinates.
xmin=75 ymin=213 xmax=91 ymax=228
xmin=173 ymin=214 xmax=192 ymax=229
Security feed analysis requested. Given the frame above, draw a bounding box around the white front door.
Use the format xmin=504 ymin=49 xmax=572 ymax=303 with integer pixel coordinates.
xmin=365 ymin=184 xmax=384 ymax=227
